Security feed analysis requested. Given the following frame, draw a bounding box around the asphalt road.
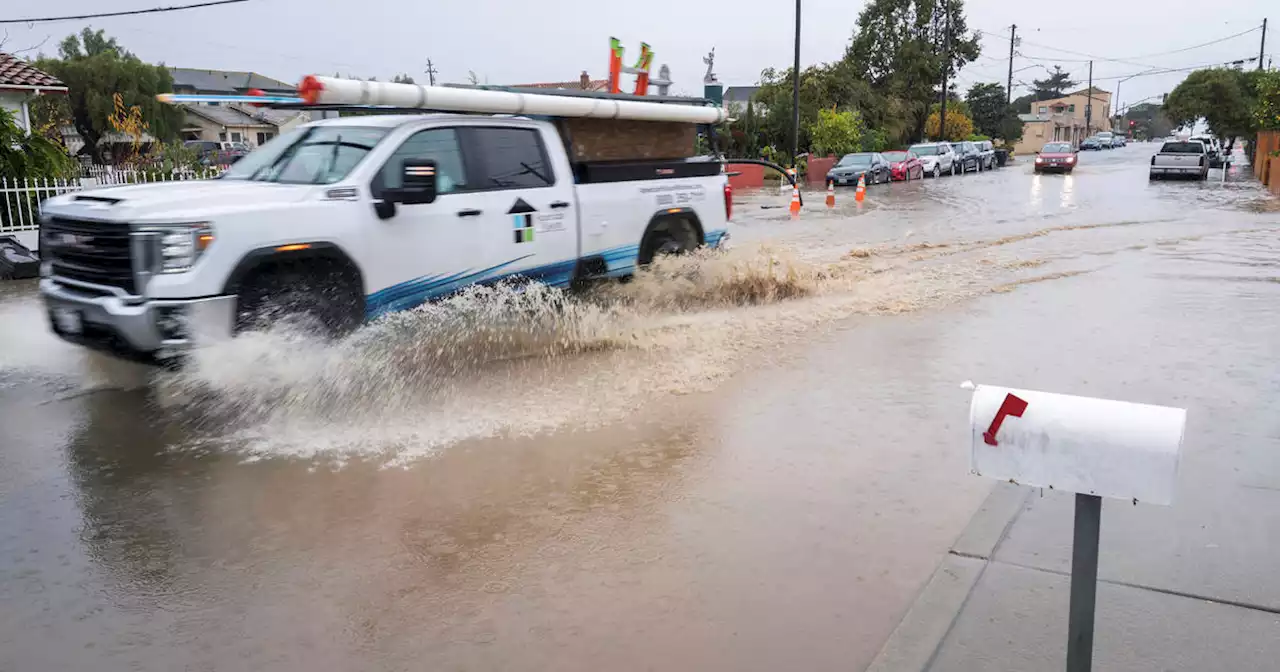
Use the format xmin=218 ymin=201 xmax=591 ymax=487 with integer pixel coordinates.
xmin=1 ymin=144 xmax=1275 ymax=671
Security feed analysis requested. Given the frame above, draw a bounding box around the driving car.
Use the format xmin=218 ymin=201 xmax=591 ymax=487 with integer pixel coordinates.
xmin=908 ymin=142 xmax=957 ymax=177
xmin=882 ymin=149 xmax=925 ymax=181
xmin=975 ymin=140 xmax=997 ymax=170
xmin=1034 ymin=141 xmax=1078 ymax=174
xmin=1080 ymin=137 xmax=1102 ymax=150
xmin=952 ymin=141 xmax=984 ymax=173
xmin=826 ymin=152 xmax=893 ymax=186
xmin=1111 ymin=135 xmax=1126 ymax=147
xmin=1096 ymin=131 xmax=1115 ymax=149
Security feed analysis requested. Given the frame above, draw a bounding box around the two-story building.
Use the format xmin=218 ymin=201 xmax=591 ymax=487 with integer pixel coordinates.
xmin=1013 ymin=86 xmax=1112 ymax=155
xmin=167 ymin=67 xmax=308 ymax=147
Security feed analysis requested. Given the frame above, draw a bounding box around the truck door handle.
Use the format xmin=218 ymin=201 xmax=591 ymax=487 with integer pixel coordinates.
xmin=456 ymin=209 xmax=482 ymax=217
xmin=550 ymin=201 xmax=570 ymax=209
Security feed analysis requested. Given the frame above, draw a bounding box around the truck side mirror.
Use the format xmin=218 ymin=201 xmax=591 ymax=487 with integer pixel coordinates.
xmin=386 ymin=158 xmax=438 ymax=205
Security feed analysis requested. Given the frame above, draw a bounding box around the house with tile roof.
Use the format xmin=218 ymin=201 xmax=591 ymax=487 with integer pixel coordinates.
xmin=0 ymin=53 xmax=68 ymax=133
xmin=513 ymin=71 xmax=609 ymax=92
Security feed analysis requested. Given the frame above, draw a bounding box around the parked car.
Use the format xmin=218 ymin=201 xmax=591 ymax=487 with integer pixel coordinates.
xmin=882 ymin=149 xmax=925 ymax=181
xmin=826 ymin=152 xmax=893 ymax=186
xmin=183 ymin=140 xmax=248 ymax=166
xmin=1190 ymin=135 xmax=1223 ymax=168
xmin=1080 ymin=137 xmax=1102 ymax=150
xmin=952 ymin=141 xmax=984 ymax=173
xmin=908 ymin=142 xmax=957 ymax=177
xmin=975 ymin=140 xmax=997 ymax=169
xmin=1149 ymin=140 xmax=1209 ymax=180
xmin=1034 ymin=142 xmax=1078 ymax=174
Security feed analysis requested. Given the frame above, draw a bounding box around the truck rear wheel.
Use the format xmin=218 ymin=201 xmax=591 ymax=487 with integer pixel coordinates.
xmin=640 ymin=215 xmax=701 ymax=265
xmin=235 ymin=263 xmax=364 ymax=338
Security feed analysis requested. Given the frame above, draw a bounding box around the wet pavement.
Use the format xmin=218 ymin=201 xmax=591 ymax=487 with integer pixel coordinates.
xmin=2 ymin=144 xmax=1277 ymax=671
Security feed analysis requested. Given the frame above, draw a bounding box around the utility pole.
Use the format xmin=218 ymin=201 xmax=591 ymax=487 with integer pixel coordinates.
xmin=425 ymin=59 xmax=438 ymax=86
xmin=1085 ymin=60 xmax=1093 ymax=137
xmin=790 ymin=0 xmax=801 ymax=169
xmin=1007 ymin=24 xmax=1017 ymax=105
xmin=939 ymin=0 xmax=951 ymax=141
xmin=1260 ymin=18 xmax=1268 ymax=71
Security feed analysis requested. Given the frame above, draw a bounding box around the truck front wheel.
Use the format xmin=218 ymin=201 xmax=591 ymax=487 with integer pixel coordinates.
xmin=235 ymin=263 xmax=364 ymax=338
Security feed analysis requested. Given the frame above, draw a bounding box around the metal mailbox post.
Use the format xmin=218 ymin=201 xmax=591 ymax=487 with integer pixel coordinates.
xmin=966 ymin=383 xmax=1186 ymax=672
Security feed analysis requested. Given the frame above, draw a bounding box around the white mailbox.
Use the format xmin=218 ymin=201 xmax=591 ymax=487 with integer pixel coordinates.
xmin=967 ymin=383 xmax=1186 ymax=505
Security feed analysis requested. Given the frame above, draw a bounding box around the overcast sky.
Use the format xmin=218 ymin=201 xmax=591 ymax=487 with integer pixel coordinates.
xmin=3 ymin=0 xmax=1273 ymax=111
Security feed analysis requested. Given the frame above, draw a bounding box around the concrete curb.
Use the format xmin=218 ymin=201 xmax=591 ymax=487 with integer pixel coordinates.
xmin=863 ymin=482 xmax=1031 ymax=672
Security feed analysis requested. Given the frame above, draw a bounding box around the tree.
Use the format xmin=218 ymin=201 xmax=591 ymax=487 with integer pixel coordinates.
xmin=1032 ymin=66 xmax=1077 ymax=99
xmin=1121 ymin=102 xmax=1174 ymax=140
xmin=0 ymin=108 xmax=74 ymax=180
xmin=32 ymin=28 xmax=184 ymax=162
xmin=1164 ymin=68 xmax=1254 ymax=144
xmin=966 ymin=82 xmax=1024 ymax=143
xmin=924 ymin=109 xmax=974 ymax=141
xmin=846 ymin=0 xmax=982 ymax=143
xmin=392 ymin=73 xmax=416 ymax=84
xmin=808 ymin=108 xmax=865 ymax=156
xmin=966 ymin=83 xmax=1006 ymax=136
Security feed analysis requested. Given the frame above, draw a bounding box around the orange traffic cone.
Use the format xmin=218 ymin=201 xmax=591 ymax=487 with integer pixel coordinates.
xmin=855 ymin=173 xmax=866 ymax=203
xmin=825 ymin=181 xmax=836 ymax=208
xmin=789 ymin=183 xmax=802 ymax=215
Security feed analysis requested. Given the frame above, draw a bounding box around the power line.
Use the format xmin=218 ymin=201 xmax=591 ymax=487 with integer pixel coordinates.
xmin=1119 ymin=26 xmax=1260 ymax=60
xmin=0 ymin=0 xmax=248 ymax=24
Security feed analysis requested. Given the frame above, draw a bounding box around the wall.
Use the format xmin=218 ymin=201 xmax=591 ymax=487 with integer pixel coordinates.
xmin=1255 ymin=131 xmax=1278 ymax=187
xmin=1 ymin=92 xmax=30 ymax=132
xmin=727 ymin=163 xmax=765 ymax=189
xmin=807 ymin=156 xmax=838 ymax=185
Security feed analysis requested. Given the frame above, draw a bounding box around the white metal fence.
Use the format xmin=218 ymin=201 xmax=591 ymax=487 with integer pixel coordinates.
xmin=0 ymin=167 xmax=224 ymax=235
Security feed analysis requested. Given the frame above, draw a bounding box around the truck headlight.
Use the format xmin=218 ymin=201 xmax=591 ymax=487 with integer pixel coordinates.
xmin=143 ymin=223 xmax=215 ymax=273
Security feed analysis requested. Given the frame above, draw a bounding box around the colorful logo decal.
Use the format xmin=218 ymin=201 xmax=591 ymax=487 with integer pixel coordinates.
xmin=513 ymin=213 xmax=535 ymax=243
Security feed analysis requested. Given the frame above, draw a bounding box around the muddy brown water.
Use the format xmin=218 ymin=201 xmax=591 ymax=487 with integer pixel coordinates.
xmin=2 ymin=145 xmax=1277 ymax=670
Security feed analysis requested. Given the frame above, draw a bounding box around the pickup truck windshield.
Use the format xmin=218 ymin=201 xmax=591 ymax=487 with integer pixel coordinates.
xmin=1160 ymin=142 xmax=1204 ymax=154
xmin=221 ymin=126 xmax=390 ymax=184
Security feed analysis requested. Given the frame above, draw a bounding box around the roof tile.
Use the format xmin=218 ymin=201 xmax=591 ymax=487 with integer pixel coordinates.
xmin=0 ymin=52 xmax=66 ymax=89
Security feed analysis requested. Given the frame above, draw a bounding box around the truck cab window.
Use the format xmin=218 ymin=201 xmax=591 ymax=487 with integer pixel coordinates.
xmin=376 ymin=128 xmax=468 ymax=195
xmin=471 ymin=127 xmax=553 ymax=190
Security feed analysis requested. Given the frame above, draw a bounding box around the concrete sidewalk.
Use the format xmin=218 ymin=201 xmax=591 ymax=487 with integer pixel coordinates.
xmin=868 ymin=482 xmax=1280 ymax=671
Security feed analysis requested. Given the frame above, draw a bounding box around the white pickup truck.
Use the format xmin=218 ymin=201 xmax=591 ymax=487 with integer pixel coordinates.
xmin=1149 ymin=140 xmax=1209 ymax=180
xmin=39 ymin=109 xmax=732 ymax=362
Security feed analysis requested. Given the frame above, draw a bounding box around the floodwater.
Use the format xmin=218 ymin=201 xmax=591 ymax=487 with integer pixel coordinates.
xmin=1 ymin=145 xmax=1276 ymax=671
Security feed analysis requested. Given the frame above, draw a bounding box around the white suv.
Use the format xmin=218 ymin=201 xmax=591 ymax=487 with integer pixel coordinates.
xmin=908 ymin=142 xmax=958 ymax=177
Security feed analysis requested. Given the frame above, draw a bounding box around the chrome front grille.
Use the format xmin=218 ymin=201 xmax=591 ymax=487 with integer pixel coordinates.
xmin=42 ymin=217 xmax=137 ymax=294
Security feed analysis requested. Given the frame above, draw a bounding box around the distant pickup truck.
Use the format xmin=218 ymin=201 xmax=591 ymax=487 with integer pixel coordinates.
xmin=39 ymin=86 xmax=734 ymax=363
xmin=1149 ymin=140 xmax=1209 ymax=181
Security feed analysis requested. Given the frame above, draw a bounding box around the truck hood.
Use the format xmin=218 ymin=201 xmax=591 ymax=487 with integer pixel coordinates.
xmin=44 ymin=179 xmax=319 ymax=221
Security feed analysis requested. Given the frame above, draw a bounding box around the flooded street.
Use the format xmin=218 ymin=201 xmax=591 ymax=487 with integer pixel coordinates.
xmin=2 ymin=145 xmax=1277 ymax=671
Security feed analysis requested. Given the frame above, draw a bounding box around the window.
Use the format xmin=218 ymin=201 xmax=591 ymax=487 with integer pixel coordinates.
xmin=218 ymin=132 xmax=227 ymax=141
xmin=470 ymin=127 xmax=553 ymax=190
xmin=1069 ymin=104 xmax=1076 ymax=112
xmin=1038 ymin=106 xmax=1047 ymax=114
xmin=230 ymin=132 xmax=243 ymax=142
xmin=256 ymin=132 xmax=272 ymax=146
xmin=375 ymin=128 xmax=468 ymax=195
xmin=221 ymin=125 xmax=389 ymax=185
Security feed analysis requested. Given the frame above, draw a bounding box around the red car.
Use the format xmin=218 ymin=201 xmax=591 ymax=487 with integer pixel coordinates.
xmin=1034 ymin=141 xmax=1078 ymax=173
xmin=883 ymin=150 xmax=925 ymax=181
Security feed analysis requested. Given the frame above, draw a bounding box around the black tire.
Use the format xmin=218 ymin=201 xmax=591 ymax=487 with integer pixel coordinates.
xmin=640 ymin=216 xmax=700 ymax=265
xmin=932 ymin=164 xmax=941 ymax=178
xmin=235 ymin=263 xmax=364 ymax=338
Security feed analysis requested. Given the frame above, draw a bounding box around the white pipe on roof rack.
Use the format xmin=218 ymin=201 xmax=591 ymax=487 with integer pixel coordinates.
xmin=297 ymin=75 xmax=728 ymax=124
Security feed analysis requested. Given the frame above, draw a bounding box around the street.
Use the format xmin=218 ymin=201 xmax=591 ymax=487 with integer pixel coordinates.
xmin=2 ymin=144 xmax=1278 ymax=671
